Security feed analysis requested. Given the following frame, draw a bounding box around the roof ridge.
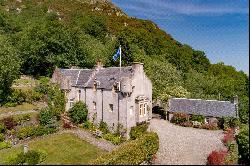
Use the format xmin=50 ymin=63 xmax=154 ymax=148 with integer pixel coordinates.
xmin=171 ymin=97 xmax=231 ymax=103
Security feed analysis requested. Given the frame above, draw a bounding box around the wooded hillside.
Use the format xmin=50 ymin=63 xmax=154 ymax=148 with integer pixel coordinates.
xmin=0 ymin=0 xmax=248 ymax=123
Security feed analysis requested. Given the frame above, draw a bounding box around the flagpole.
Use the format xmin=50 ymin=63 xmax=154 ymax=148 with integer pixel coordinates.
xmin=119 ymin=45 xmax=121 ymax=72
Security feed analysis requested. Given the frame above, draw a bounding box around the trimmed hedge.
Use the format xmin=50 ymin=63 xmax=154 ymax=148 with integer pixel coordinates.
xmin=90 ymin=132 xmax=159 ymax=165
xmin=17 ymin=125 xmax=57 ymax=140
xmin=129 ymin=121 xmax=149 ymax=140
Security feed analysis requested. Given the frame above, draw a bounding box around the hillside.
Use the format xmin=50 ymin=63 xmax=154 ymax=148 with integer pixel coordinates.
xmin=0 ymin=0 xmax=248 ymax=123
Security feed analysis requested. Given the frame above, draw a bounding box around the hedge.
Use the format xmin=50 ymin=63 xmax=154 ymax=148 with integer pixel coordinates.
xmin=89 ymin=132 xmax=159 ymax=165
xmin=129 ymin=121 xmax=149 ymax=140
xmin=17 ymin=125 xmax=57 ymax=140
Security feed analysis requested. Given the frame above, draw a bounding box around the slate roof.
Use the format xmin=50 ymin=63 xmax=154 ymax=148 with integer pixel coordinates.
xmin=60 ymin=69 xmax=91 ymax=86
xmin=168 ymin=98 xmax=237 ymax=118
xmin=59 ymin=66 xmax=134 ymax=90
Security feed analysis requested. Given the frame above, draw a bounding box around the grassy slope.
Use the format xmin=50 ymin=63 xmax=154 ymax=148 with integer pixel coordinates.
xmin=0 ymin=133 xmax=106 ymax=165
xmin=0 ymin=102 xmax=38 ymax=113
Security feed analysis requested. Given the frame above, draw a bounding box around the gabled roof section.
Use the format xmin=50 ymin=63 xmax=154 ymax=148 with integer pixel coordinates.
xmin=60 ymin=68 xmax=94 ymax=87
xmin=84 ymin=66 xmax=133 ymax=89
xmin=168 ymin=98 xmax=237 ymax=118
xmin=58 ymin=66 xmax=134 ymax=90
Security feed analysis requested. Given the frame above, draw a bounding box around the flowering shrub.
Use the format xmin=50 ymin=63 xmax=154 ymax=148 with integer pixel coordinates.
xmin=179 ymin=121 xmax=193 ymax=127
xmin=0 ymin=116 xmax=17 ymax=130
xmin=170 ymin=112 xmax=189 ymax=124
xmin=207 ymin=150 xmax=228 ymax=165
xmin=222 ymin=128 xmax=235 ymax=146
xmin=200 ymin=123 xmax=218 ymax=130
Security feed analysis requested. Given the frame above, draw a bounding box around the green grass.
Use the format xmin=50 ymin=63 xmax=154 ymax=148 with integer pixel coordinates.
xmin=0 ymin=102 xmax=39 ymax=114
xmin=0 ymin=133 xmax=106 ymax=165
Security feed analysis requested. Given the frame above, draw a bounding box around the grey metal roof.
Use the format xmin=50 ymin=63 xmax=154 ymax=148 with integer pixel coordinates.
xmin=168 ymin=98 xmax=236 ymax=118
xmin=59 ymin=66 xmax=133 ymax=90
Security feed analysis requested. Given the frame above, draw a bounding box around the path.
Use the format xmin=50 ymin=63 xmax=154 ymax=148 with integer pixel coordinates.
xmin=149 ymin=118 xmax=226 ymax=165
xmin=62 ymin=129 xmax=117 ymax=152
xmin=0 ymin=110 xmax=39 ymax=118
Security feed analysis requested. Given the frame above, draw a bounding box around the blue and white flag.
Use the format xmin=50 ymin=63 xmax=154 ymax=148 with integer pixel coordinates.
xmin=113 ymin=46 xmax=121 ymax=61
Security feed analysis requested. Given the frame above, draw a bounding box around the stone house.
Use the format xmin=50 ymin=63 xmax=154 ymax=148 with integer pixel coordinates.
xmin=167 ymin=97 xmax=238 ymax=125
xmin=51 ymin=62 xmax=152 ymax=136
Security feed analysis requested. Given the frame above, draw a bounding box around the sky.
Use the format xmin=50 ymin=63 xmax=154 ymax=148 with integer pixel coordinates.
xmin=111 ymin=0 xmax=249 ymax=75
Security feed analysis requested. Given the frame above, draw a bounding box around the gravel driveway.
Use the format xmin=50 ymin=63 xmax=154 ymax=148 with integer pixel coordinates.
xmin=149 ymin=118 xmax=226 ymax=165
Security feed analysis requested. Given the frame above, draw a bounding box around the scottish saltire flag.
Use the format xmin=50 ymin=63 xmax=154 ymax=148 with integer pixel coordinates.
xmin=113 ymin=47 xmax=121 ymax=61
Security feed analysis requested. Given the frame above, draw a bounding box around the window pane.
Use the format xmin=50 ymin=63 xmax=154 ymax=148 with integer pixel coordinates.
xmin=109 ymin=104 xmax=113 ymax=112
xmin=144 ymin=103 xmax=147 ymax=115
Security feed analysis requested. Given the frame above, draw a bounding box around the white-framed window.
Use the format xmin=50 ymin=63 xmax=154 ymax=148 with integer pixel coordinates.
xmin=109 ymin=104 xmax=113 ymax=112
xmin=129 ymin=106 xmax=133 ymax=115
xmin=139 ymin=104 xmax=143 ymax=116
xmin=143 ymin=103 xmax=147 ymax=115
xmin=69 ymin=99 xmax=74 ymax=108
xmin=78 ymin=90 xmax=81 ymax=101
xmin=93 ymin=101 xmax=96 ymax=110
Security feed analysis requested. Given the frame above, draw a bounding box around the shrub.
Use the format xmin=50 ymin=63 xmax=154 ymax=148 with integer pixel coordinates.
xmin=35 ymin=76 xmax=50 ymax=95
xmin=0 ymin=122 xmax=6 ymax=133
xmin=83 ymin=120 xmax=96 ymax=130
xmin=226 ymin=143 xmax=238 ymax=165
xmin=16 ymin=125 xmax=57 ymax=140
xmin=236 ymin=125 xmax=249 ymax=164
xmin=200 ymin=123 xmax=218 ymax=130
xmin=170 ymin=112 xmax=189 ymax=124
xmin=5 ymin=89 xmax=26 ymax=106
xmin=90 ymin=132 xmax=159 ymax=165
xmin=0 ymin=141 xmax=11 ymax=150
xmin=68 ymin=101 xmax=88 ymax=124
xmin=115 ymin=123 xmax=126 ymax=137
xmin=47 ymin=85 xmax=66 ymax=119
xmin=179 ymin=121 xmax=193 ymax=127
xmin=0 ymin=133 xmax=4 ymax=141
xmin=190 ymin=115 xmax=205 ymax=123
xmin=207 ymin=150 xmax=228 ymax=165
xmin=39 ymin=107 xmax=53 ymax=126
xmin=14 ymin=114 xmax=31 ymax=125
xmin=23 ymin=89 xmax=43 ymax=103
xmin=99 ymin=121 xmax=109 ymax=134
xmin=129 ymin=121 xmax=149 ymax=140
xmin=8 ymin=150 xmax=47 ymax=165
xmin=223 ymin=117 xmax=240 ymax=130
xmin=222 ymin=128 xmax=235 ymax=147
xmin=102 ymin=133 xmax=123 ymax=145
xmin=0 ymin=116 xmax=17 ymax=130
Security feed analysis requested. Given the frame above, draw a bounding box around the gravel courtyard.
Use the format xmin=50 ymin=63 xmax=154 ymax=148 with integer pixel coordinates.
xmin=149 ymin=118 xmax=226 ymax=165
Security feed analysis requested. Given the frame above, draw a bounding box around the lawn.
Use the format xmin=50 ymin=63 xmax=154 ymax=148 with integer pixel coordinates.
xmin=0 ymin=133 xmax=106 ymax=165
xmin=0 ymin=102 xmax=39 ymax=114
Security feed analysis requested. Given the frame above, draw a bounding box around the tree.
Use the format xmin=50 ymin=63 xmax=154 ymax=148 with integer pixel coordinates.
xmin=68 ymin=101 xmax=88 ymax=124
xmin=0 ymin=35 xmax=20 ymax=102
xmin=237 ymin=125 xmax=249 ymax=164
xmin=47 ymin=85 xmax=66 ymax=119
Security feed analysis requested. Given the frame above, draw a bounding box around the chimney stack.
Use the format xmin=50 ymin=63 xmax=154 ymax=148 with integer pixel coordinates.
xmin=232 ymin=95 xmax=239 ymax=117
xmin=132 ymin=62 xmax=143 ymax=73
xmin=95 ymin=60 xmax=104 ymax=69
